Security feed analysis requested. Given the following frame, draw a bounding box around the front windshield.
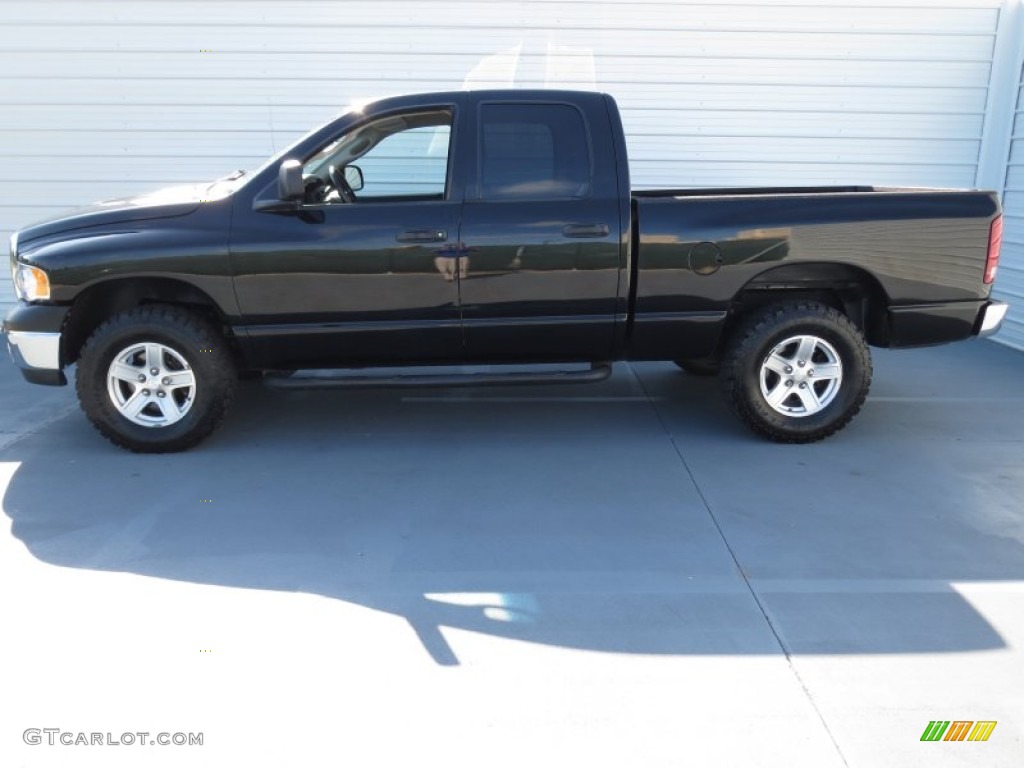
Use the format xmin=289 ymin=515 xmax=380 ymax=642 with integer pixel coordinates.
xmin=210 ymin=107 xmax=359 ymax=196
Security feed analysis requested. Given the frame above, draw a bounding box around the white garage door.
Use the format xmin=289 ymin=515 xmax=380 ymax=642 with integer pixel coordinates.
xmin=0 ymin=0 xmax=1003 ymax=314
xmin=996 ymin=60 xmax=1024 ymax=351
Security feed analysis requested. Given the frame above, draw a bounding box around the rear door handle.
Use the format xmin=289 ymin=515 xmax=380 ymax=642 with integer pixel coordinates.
xmin=562 ymin=223 xmax=610 ymax=239
xmin=397 ymin=229 xmax=447 ymax=244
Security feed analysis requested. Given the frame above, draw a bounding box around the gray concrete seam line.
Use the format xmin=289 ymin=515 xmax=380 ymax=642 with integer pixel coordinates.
xmin=626 ymin=361 xmax=852 ymax=768
xmin=0 ymin=403 xmax=78 ymax=452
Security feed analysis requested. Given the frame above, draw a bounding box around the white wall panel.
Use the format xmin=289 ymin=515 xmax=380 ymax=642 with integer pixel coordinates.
xmin=0 ymin=0 xmax=1006 ymax=318
xmin=994 ymin=68 xmax=1024 ymax=351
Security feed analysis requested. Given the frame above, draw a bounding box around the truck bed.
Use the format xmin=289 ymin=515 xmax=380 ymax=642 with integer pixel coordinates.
xmin=627 ymin=184 xmax=1001 ymax=360
xmin=633 ymin=185 xmax=933 ymax=199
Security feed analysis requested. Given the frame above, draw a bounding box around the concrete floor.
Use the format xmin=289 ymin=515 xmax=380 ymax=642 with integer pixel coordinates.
xmin=0 ymin=340 xmax=1022 ymax=767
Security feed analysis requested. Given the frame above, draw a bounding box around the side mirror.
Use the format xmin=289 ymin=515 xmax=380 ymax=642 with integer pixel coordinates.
xmin=254 ymin=159 xmax=304 ymax=213
xmin=278 ymin=159 xmax=304 ymax=201
xmin=345 ymin=165 xmax=365 ymax=192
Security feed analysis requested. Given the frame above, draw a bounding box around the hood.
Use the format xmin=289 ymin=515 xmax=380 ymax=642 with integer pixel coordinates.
xmin=16 ymin=183 xmax=223 ymax=245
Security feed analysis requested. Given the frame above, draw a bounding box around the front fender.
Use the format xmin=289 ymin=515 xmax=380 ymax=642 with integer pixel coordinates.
xmin=17 ymin=201 xmax=238 ymax=318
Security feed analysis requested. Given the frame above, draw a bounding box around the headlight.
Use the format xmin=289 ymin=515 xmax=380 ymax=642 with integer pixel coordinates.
xmin=13 ymin=262 xmax=51 ymax=301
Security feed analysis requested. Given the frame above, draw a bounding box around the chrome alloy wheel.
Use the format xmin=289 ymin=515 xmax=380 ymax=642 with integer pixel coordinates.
xmin=759 ymin=334 xmax=842 ymax=417
xmin=106 ymin=342 xmax=197 ymax=427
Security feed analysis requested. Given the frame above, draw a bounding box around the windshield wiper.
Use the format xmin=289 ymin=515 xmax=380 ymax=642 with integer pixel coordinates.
xmin=211 ymin=169 xmax=246 ymax=183
xmin=206 ymin=169 xmax=248 ymax=193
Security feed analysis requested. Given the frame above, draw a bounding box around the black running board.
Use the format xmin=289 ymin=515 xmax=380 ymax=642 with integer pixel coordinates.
xmin=263 ymin=363 xmax=613 ymax=390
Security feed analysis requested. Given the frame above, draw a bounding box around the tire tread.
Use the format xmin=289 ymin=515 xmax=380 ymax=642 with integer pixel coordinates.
xmin=719 ymin=301 xmax=872 ymax=443
xmin=75 ymin=304 xmax=236 ymax=453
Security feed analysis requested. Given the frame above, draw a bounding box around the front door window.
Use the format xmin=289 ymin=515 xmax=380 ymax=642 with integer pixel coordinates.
xmin=303 ymin=110 xmax=452 ymax=204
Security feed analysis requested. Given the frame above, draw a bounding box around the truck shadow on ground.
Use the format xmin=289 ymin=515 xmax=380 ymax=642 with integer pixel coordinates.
xmin=3 ymin=352 xmax=1023 ymax=665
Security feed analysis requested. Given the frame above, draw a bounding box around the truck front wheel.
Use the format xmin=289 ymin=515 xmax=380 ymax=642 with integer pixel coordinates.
xmin=75 ymin=305 xmax=236 ymax=452
xmin=719 ymin=302 xmax=872 ymax=442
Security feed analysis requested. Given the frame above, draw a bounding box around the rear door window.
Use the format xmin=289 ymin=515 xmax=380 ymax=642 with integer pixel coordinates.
xmin=478 ymin=104 xmax=592 ymax=200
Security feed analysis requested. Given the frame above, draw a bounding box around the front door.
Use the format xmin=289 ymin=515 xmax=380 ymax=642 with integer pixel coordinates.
xmin=230 ymin=106 xmax=464 ymax=369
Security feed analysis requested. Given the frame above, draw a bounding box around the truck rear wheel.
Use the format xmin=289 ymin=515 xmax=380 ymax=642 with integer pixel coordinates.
xmin=719 ymin=302 xmax=871 ymax=442
xmin=75 ymin=305 xmax=236 ymax=452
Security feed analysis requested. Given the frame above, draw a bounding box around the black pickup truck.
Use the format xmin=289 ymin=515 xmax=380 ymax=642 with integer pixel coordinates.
xmin=3 ymin=89 xmax=1008 ymax=452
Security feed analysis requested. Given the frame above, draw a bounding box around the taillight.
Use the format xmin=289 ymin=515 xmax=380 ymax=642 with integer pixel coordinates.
xmin=985 ymin=215 xmax=1002 ymax=284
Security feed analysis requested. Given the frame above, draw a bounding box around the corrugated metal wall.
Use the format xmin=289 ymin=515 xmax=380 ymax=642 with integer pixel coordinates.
xmin=0 ymin=0 xmax=1010 ymax=332
xmin=996 ymin=59 xmax=1024 ymax=350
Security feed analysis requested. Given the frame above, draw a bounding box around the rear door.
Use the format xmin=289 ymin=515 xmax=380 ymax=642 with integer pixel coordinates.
xmin=457 ymin=95 xmax=623 ymax=362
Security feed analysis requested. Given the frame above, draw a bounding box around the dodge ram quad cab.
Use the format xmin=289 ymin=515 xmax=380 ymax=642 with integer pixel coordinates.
xmin=3 ymin=90 xmax=1009 ymax=452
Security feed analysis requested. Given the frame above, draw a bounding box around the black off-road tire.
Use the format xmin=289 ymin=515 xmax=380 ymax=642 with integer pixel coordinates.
xmin=75 ymin=305 xmax=237 ymax=453
xmin=719 ymin=302 xmax=872 ymax=443
xmin=673 ymin=357 xmax=720 ymax=376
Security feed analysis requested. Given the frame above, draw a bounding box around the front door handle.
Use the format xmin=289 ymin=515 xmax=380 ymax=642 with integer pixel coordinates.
xmin=562 ymin=223 xmax=610 ymax=239
xmin=397 ymin=229 xmax=447 ymax=244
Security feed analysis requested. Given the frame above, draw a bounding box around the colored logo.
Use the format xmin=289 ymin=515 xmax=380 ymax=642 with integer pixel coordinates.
xmin=921 ymin=721 xmax=997 ymax=742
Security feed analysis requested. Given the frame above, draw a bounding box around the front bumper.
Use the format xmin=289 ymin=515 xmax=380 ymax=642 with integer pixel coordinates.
xmin=3 ymin=303 xmax=69 ymax=385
